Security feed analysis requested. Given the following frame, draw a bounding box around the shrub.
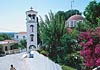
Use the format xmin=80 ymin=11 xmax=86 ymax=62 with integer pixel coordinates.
xmin=40 ymin=50 xmax=49 ymax=56
xmin=79 ymin=27 xmax=100 ymax=69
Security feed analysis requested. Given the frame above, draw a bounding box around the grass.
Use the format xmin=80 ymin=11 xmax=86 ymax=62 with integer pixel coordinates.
xmin=62 ymin=65 xmax=76 ymax=70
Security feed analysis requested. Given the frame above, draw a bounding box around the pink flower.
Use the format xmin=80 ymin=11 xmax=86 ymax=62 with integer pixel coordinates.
xmin=86 ymin=39 xmax=93 ymax=46
xmin=80 ymin=50 xmax=84 ymax=56
xmin=85 ymin=59 xmax=94 ymax=66
xmin=85 ymin=55 xmax=91 ymax=61
xmin=79 ymin=27 xmax=100 ymax=68
xmin=83 ymin=45 xmax=88 ymax=49
xmin=80 ymin=32 xmax=84 ymax=37
xmin=80 ymin=32 xmax=91 ymax=40
xmin=84 ymin=49 xmax=92 ymax=55
xmin=95 ymin=44 xmax=100 ymax=47
xmin=98 ymin=34 xmax=100 ymax=38
xmin=80 ymin=49 xmax=92 ymax=56
xmin=95 ymin=47 xmax=100 ymax=54
xmin=80 ymin=42 xmax=85 ymax=46
xmin=94 ymin=32 xmax=99 ymax=35
xmin=96 ymin=58 xmax=100 ymax=66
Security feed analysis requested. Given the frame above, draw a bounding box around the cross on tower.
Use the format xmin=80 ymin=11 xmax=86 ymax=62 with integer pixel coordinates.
xmin=30 ymin=7 xmax=33 ymax=10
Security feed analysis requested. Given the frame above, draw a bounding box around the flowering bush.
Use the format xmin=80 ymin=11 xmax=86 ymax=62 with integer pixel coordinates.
xmin=79 ymin=27 xmax=100 ymax=69
xmin=95 ymin=46 xmax=100 ymax=54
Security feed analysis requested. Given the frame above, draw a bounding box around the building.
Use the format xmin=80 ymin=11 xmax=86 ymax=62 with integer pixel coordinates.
xmin=65 ymin=14 xmax=84 ymax=28
xmin=0 ymin=40 xmax=19 ymax=54
xmin=26 ymin=7 xmax=38 ymax=51
xmin=14 ymin=32 xmax=27 ymax=42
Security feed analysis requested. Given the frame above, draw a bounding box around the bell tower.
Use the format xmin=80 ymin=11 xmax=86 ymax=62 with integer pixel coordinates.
xmin=26 ymin=7 xmax=38 ymax=51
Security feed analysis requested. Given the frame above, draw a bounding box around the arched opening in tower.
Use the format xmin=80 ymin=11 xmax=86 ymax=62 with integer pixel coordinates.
xmin=29 ymin=45 xmax=36 ymax=51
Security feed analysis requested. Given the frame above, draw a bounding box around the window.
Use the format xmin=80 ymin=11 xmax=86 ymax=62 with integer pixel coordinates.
xmin=28 ymin=14 xmax=31 ymax=17
xmin=5 ymin=46 xmax=8 ymax=51
xmin=23 ymin=36 xmax=25 ymax=39
xmin=10 ymin=46 xmax=13 ymax=50
xmin=16 ymin=36 xmax=18 ymax=39
xmin=32 ymin=14 xmax=36 ymax=19
xmin=70 ymin=21 xmax=73 ymax=27
xmin=28 ymin=14 xmax=32 ymax=20
xmin=30 ymin=25 xmax=34 ymax=32
xmin=37 ymin=17 xmax=38 ymax=23
xmin=30 ymin=34 xmax=34 ymax=41
xmin=0 ymin=47 xmax=2 ymax=51
xmin=74 ymin=21 xmax=77 ymax=27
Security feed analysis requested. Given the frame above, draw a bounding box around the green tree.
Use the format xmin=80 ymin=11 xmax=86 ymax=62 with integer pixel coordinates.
xmin=97 ymin=17 xmax=100 ymax=26
xmin=75 ymin=21 xmax=90 ymax=32
xmin=0 ymin=33 xmax=11 ymax=41
xmin=55 ymin=9 xmax=81 ymax=20
xmin=65 ymin=9 xmax=81 ymax=20
xmin=39 ymin=11 xmax=83 ymax=69
xmin=84 ymin=0 xmax=100 ymax=25
xmin=0 ymin=37 xmax=4 ymax=41
xmin=11 ymin=43 xmax=22 ymax=49
xmin=55 ymin=11 xmax=66 ymax=21
xmin=20 ymin=40 xmax=27 ymax=48
xmin=39 ymin=11 xmax=66 ymax=60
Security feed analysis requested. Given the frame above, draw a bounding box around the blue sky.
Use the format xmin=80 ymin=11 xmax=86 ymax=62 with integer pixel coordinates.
xmin=0 ymin=0 xmax=99 ymax=32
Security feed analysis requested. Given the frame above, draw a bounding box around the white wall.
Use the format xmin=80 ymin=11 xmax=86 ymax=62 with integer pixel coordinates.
xmin=14 ymin=33 xmax=27 ymax=42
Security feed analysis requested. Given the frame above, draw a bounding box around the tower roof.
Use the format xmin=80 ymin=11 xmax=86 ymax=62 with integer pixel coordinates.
xmin=26 ymin=7 xmax=37 ymax=13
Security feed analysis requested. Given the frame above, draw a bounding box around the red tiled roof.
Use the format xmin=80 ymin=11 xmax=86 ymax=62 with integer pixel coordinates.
xmin=68 ymin=15 xmax=84 ymax=21
xmin=0 ymin=40 xmax=18 ymax=44
xmin=4 ymin=40 xmax=17 ymax=43
xmin=18 ymin=32 xmax=27 ymax=34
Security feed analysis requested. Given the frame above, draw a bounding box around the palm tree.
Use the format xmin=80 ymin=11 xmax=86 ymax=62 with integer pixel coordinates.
xmin=39 ymin=11 xmax=66 ymax=61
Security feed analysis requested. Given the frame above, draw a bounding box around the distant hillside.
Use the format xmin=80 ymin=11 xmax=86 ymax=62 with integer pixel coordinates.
xmin=0 ymin=32 xmax=16 ymax=37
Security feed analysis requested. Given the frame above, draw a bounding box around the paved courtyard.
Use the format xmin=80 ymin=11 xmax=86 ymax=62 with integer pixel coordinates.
xmin=0 ymin=51 xmax=62 ymax=70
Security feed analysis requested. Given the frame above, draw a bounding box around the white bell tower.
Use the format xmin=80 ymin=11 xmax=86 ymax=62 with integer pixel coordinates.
xmin=26 ymin=7 xmax=38 ymax=51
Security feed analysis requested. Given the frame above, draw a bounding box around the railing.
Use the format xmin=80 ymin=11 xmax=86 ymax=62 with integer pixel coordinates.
xmin=5 ymin=49 xmax=20 ymax=55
